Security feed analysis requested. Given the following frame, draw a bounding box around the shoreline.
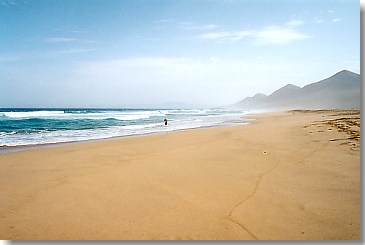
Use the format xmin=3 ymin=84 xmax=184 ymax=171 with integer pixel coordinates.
xmin=0 ymin=116 xmax=251 ymax=155
xmin=0 ymin=109 xmax=360 ymax=240
xmin=0 ymin=108 xmax=253 ymax=154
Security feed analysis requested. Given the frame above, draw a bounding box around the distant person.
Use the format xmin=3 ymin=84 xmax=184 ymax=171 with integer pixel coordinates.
xmin=164 ymin=118 xmax=168 ymax=126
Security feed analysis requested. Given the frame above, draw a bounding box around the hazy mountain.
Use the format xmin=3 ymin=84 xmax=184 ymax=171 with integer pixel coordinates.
xmin=237 ymin=93 xmax=267 ymax=108
xmin=233 ymin=70 xmax=360 ymax=110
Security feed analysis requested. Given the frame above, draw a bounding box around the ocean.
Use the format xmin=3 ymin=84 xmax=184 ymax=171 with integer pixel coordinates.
xmin=0 ymin=108 xmax=250 ymax=150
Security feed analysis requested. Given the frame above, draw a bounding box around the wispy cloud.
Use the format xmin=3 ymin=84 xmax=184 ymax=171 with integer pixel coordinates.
xmin=71 ymin=30 xmax=88 ymax=34
xmin=196 ymin=20 xmax=312 ymax=45
xmin=197 ymin=32 xmax=230 ymax=40
xmin=0 ymin=0 xmax=17 ymax=6
xmin=75 ymin=56 xmax=299 ymax=106
xmin=52 ymin=49 xmax=95 ymax=55
xmin=179 ymin=22 xmax=218 ymax=31
xmin=155 ymin=19 xmax=218 ymax=31
xmin=285 ymin=20 xmax=304 ymax=27
xmin=46 ymin=38 xmax=77 ymax=43
xmin=332 ymin=18 xmax=341 ymax=22
xmin=0 ymin=55 xmax=20 ymax=63
xmin=155 ymin=19 xmax=175 ymax=23
xmin=254 ymin=26 xmax=312 ymax=45
xmin=197 ymin=30 xmax=252 ymax=41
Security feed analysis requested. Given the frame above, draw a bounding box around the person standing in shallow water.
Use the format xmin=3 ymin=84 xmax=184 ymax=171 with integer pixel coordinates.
xmin=164 ymin=118 xmax=168 ymax=126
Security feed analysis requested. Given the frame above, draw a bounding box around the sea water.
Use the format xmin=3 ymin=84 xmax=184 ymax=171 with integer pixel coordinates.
xmin=0 ymin=108 xmax=250 ymax=149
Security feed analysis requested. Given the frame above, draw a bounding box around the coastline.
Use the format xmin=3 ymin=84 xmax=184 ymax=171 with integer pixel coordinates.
xmin=0 ymin=110 xmax=360 ymax=240
xmin=0 ymin=116 xmax=251 ymax=155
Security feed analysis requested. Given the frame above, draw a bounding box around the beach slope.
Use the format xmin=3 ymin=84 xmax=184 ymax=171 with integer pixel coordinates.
xmin=0 ymin=110 xmax=360 ymax=240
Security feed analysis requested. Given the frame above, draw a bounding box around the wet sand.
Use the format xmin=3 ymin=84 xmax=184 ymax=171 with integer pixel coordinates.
xmin=0 ymin=110 xmax=360 ymax=240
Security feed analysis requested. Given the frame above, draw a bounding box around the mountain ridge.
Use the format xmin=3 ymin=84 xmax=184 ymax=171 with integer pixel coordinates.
xmin=233 ymin=70 xmax=360 ymax=110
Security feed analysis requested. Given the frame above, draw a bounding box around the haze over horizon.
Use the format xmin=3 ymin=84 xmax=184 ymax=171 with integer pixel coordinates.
xmin=0 ymin=0 xmax=360 ymax=108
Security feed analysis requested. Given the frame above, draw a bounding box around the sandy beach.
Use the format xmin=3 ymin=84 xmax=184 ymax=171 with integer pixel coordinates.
xmin=0 ymin=110 xmax=360 ymax=240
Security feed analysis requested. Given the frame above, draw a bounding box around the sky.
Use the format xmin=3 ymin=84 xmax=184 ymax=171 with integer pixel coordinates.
xmin=0 ymin=0 xmax=360 ymax=108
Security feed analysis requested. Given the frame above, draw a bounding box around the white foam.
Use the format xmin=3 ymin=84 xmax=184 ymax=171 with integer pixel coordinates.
xmin=2 ymin=111 xmax=65 ymax=119
xmin=113 ymin=114 xmax=151 ymax=121
xmin=165 ymin=109 xmax=207 ymax=115
xmin=0 ymin=109 xmax=252 ymax=148
xmin=0 ymin=131 xmax=17 ymax=136
xmin=0 ymin=110 xmax=167 ymax=121
xmin=122 ymin=123 xmax=161 ymax=130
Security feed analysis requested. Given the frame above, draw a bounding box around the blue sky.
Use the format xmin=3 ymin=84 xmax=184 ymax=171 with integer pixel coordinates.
xmin=0 ymin=0 xmax=360 ymax=108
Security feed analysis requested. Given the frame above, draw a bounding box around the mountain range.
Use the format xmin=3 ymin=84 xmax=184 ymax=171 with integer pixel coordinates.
xmin=233 ymin=70 xmax=360 ymax=110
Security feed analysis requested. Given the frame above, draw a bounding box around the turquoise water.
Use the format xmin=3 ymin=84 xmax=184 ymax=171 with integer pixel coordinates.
xmin=0 ymin=108 xmax=248 ymax=148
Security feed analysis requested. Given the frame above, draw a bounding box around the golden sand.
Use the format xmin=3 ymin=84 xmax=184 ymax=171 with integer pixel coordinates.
xmin=0 ymin=110 xmax=360 ymax=240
